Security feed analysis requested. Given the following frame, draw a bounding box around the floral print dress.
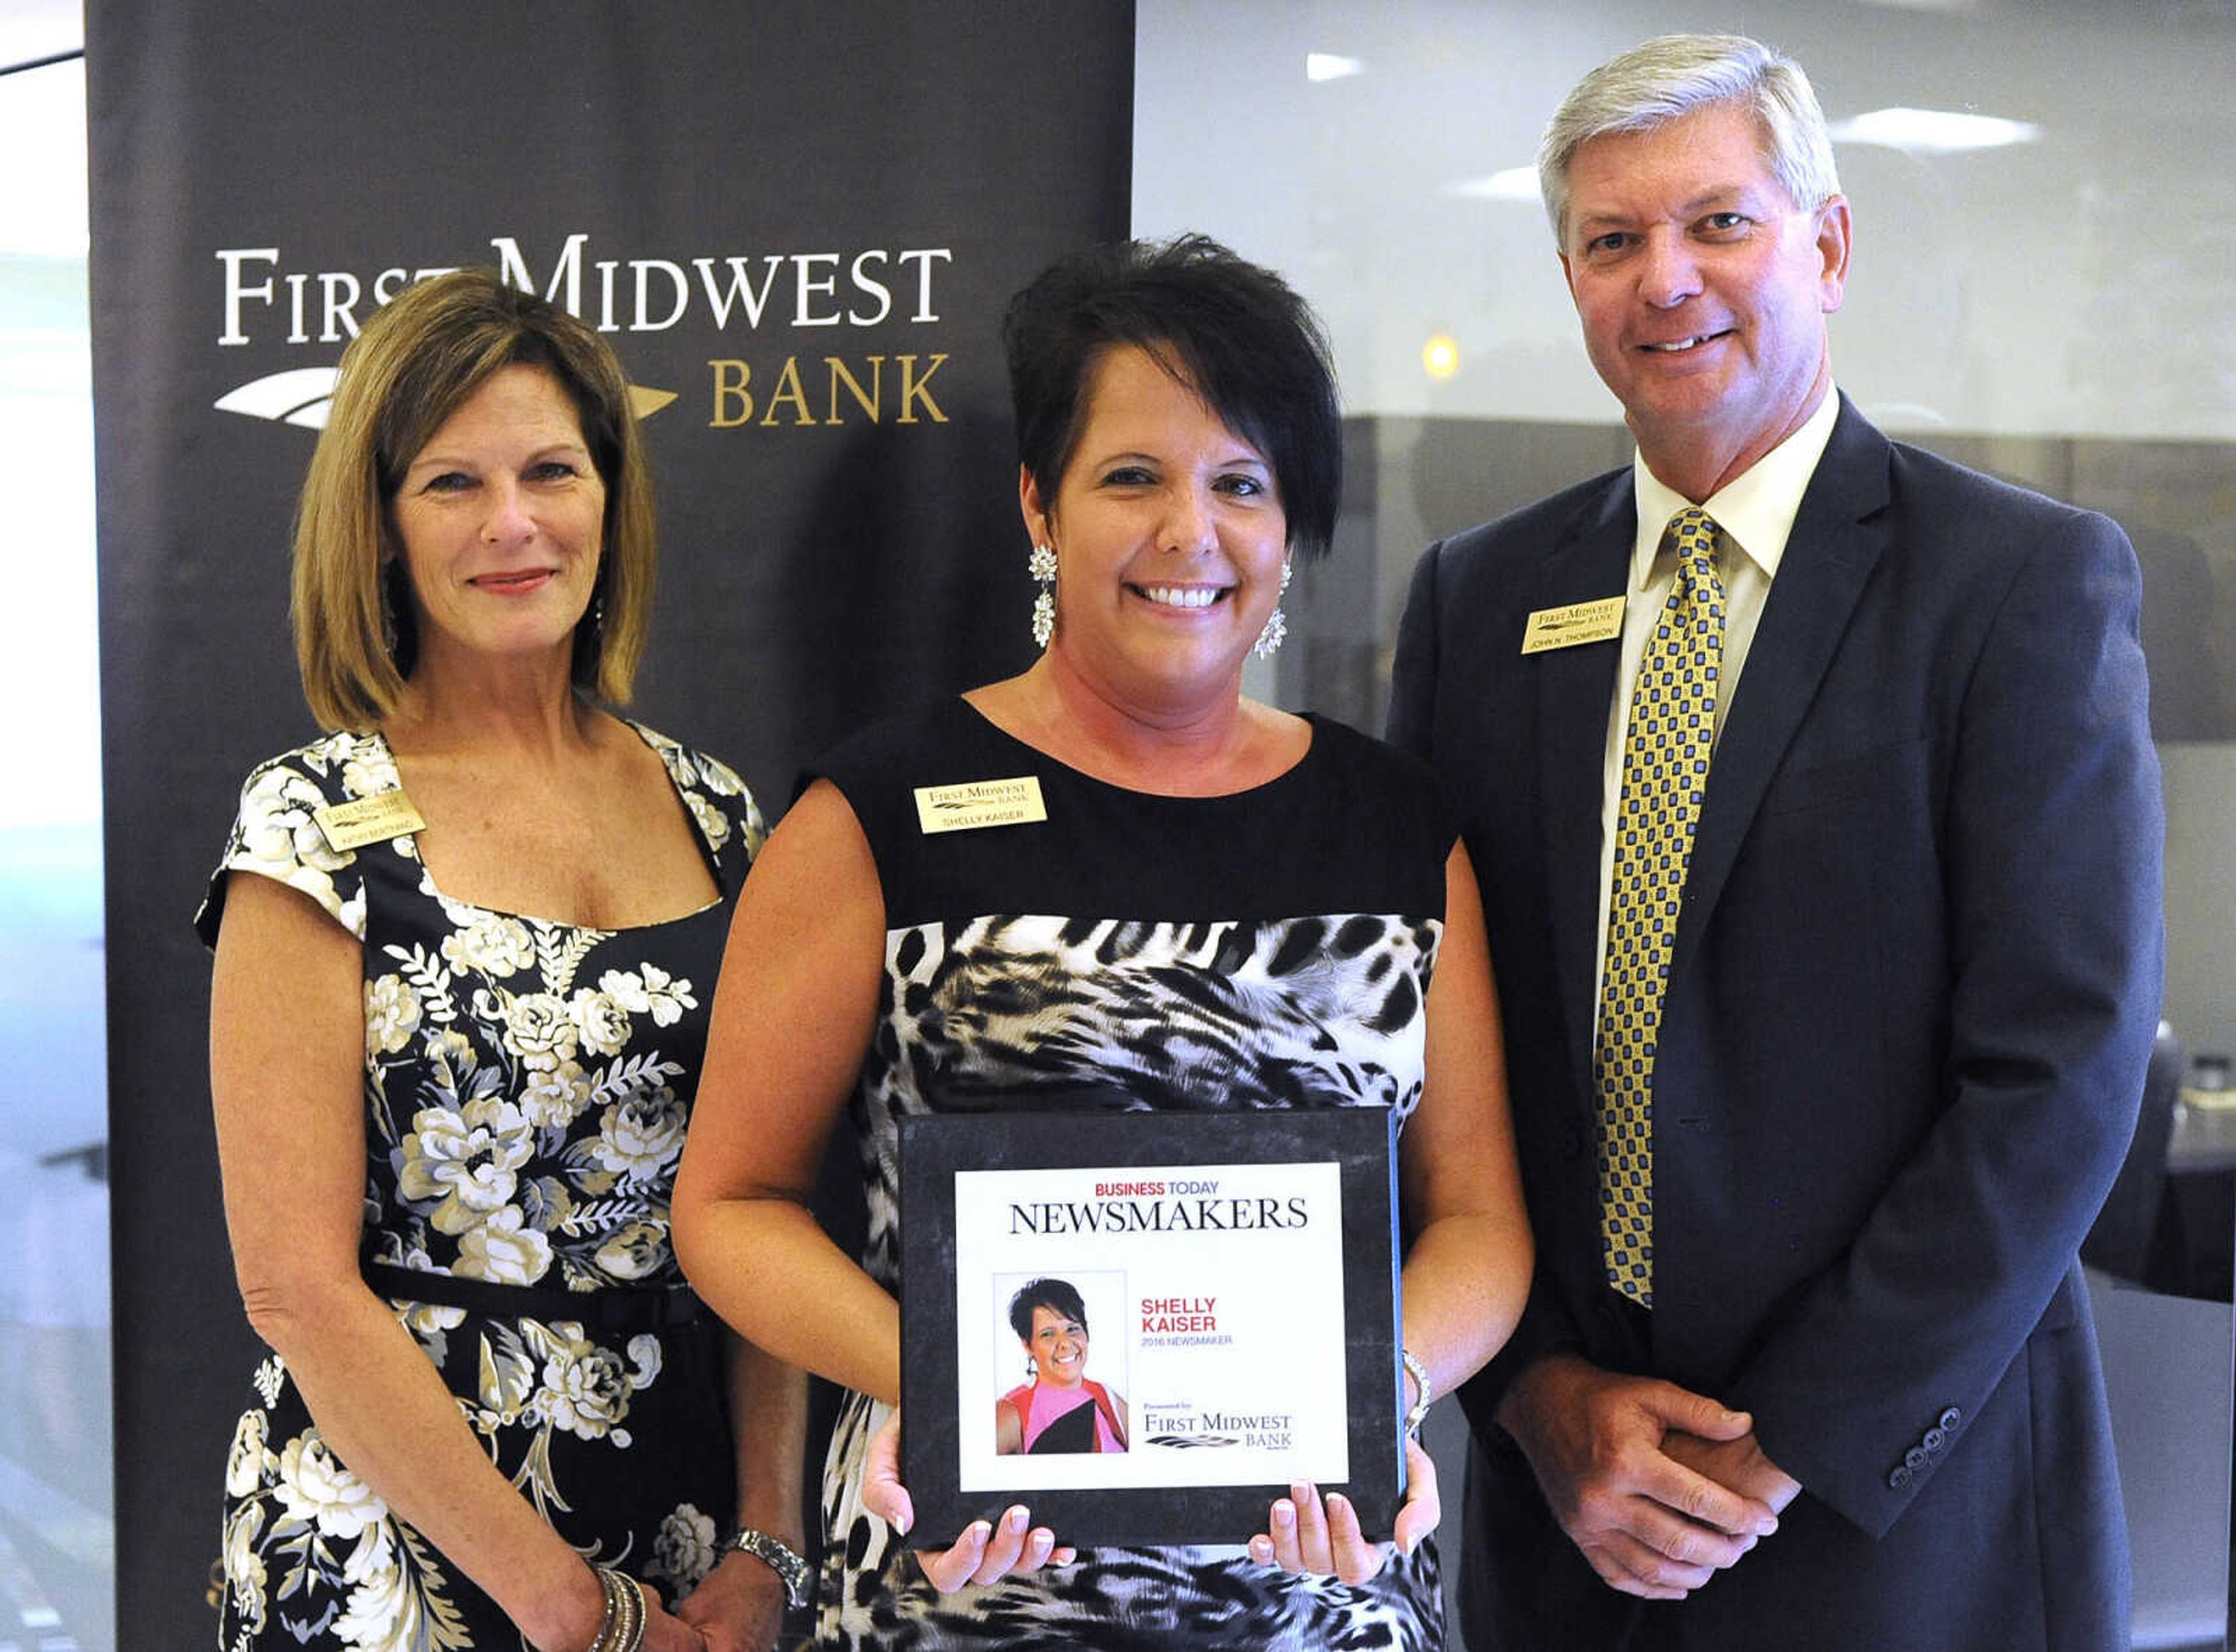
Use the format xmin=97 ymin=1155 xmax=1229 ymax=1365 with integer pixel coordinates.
xmin=197 ymin=722 xmax=763 ymax=1651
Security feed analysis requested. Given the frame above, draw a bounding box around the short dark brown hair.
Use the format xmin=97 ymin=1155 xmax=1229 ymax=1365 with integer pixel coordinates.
xmin=1002 ymin=235 xmax=1342 ymax=560
xmin=1007 ymin=1277 xmax=1090 ymax=1342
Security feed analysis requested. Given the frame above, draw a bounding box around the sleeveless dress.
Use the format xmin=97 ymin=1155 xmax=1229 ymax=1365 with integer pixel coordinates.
xmin=1002 ymin=1379 xmax=1126 ymax=1455
xmin=196 ymin=721 xmax=763 ymax=1651
xmin=812 ymin=698 xmax=1455 ymax=1652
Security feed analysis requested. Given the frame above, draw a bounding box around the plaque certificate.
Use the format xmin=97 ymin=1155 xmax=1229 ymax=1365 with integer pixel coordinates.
xmin=898 ymin=1103 xmax=1402 ymax=1547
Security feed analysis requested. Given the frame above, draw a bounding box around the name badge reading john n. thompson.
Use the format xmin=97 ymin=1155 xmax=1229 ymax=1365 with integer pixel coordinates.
xmin=913 ymin=776 xmax=1048 ymax=835
xmin=312 ymin=791 xmax=427 ymax=852
xmin=1520 ymin=595 xmax=1626 ymax=655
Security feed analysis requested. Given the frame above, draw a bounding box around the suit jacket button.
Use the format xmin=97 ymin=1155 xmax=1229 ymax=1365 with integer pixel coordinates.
xmin=1923 ymin=1427 xmax=1946 ymax=1452
xmin=1890 ymin=1466 xmax=1913 ymax=1490
xmin=1938 ymin=1406 xmax=1961 ymax=1429
xmin=1904 ymin=1446 xmax=1927 ymax=1470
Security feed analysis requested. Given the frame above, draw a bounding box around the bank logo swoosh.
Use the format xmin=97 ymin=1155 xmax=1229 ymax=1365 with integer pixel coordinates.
xmin=214 ymin=367 xmax=339 ymax=429
xmin=215 ymin=369 xmax=676 ymax=430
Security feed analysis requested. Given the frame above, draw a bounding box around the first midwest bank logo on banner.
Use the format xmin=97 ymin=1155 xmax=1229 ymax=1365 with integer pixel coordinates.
xmin=210 ymin=234 xmax=957 ymax=431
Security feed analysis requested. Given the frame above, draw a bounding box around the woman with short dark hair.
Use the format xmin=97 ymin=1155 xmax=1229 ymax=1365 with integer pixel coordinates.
xmin=678 ymin=236 xmax=1531 ymax=1648
xmin=996 ymin=1278 xmax=1128 ymax=1456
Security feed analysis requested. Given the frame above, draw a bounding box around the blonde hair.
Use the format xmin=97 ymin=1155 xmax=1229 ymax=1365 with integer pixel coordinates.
xmin=292 ymin=268 xmax=657 ymax=730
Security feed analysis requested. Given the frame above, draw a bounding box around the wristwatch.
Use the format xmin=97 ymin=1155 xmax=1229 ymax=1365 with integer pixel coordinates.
xmin=724 ymin=1526 xmax=812 ymax=1609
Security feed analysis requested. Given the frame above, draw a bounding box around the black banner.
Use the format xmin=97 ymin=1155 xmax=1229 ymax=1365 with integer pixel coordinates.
xmin=87 ymin=3 xmax=1131 ymax=1632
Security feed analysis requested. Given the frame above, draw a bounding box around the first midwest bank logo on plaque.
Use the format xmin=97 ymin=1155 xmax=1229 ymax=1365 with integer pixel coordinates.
xmin=209 ymin=234 xmax=958 ymax=431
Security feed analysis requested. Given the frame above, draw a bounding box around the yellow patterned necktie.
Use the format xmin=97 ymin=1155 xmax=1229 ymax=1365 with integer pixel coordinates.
xmin=1598 ymin=507 xmax=1727 ymax=1308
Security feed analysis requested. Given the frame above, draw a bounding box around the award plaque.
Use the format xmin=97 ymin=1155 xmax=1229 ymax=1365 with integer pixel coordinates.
xmin=897 ymin=1101 xmax=1403 ymax=1548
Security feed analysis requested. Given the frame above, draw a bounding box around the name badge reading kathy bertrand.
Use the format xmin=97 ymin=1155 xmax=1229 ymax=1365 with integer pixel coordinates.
xmin=913 ymin=776 xmax=1048 ymax=835
xmin=313 ymin=791 xmax=427 ymax=852
xmin=1520 ymin=595 xmax=1626 ymax=655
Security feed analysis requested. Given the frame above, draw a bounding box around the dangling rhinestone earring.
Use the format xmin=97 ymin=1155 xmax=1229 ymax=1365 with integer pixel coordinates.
xmin=1253 ymin=558 xmax=1294 ymax=660
xmin=1028 ymin=542 xmax=1058 ymax=649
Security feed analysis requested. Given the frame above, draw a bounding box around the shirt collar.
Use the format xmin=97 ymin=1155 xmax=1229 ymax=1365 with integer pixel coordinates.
xmin=1628 ymin=387 xmax=1842 ymax=589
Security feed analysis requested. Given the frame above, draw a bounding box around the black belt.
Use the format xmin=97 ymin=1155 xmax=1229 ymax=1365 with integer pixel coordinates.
xmin=362 ymin=1258 xmax=705 ymax=1332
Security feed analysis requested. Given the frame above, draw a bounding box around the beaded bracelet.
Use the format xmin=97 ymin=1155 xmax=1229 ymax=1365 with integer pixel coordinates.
xmin=589 ymin=1565 xmax=646 ymax=1652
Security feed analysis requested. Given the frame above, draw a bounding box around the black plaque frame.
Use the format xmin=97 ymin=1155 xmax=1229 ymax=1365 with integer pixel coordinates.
xmin=897 ymin=1105 xmax=1403 ymax=1547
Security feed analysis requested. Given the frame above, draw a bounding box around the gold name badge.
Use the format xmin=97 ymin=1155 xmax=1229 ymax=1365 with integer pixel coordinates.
xmin=313 ymin=791 xmax=427 ymax=852
xmin=1520 ymin=595 xmax=1626 ymax=655
xmin=913 ymin=776 xmax=1048 ymax=835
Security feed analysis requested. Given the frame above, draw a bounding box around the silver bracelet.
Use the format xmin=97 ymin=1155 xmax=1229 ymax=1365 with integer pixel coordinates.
xmin=1401 ymin=1348 xmax=1433 ymax=1437
xmin=589 ymin=1565 xmax=645 ymax=1652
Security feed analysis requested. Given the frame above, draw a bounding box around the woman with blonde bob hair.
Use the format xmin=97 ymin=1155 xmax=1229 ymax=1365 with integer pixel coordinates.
xmin=292 ymin=269 xmax=658 ymax=730
xmin=199 ymin=269 xmax=804 ymax=1652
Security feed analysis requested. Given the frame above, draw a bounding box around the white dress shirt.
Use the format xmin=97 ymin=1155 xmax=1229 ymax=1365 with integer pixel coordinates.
xmin=1591 ymin=388 xmax=1843 ymax=1020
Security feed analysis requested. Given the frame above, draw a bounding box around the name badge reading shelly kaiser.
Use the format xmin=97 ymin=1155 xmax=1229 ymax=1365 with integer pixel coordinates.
xmin=913 ymin=776 xmax=1048 ymax=835
xmin=312 ymin=791 xmax=427 ymax=852
xmin=1520 ymin=595 xmax=1626 ymax=655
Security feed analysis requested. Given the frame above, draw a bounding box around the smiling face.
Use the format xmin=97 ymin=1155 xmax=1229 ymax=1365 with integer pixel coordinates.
xmin=389 ymin=363 xmax=606 ymax=680
xmin=1559 ymin=100 xmax=1850 ymax=499
xmin=1024 ymin=1304 xmax=1089 ymax=1388
xmin=1023 ymin=343 xmax=1289 ymax=717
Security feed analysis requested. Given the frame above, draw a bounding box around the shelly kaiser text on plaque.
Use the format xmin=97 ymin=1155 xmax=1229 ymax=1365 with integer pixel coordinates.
xmin=897 ymin=1103 xmax=1403 ymax=1547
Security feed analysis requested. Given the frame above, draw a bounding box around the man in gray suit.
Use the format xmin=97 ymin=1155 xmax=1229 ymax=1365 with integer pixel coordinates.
xmin=1389 ymin=34 xmax=2161 ymax=1650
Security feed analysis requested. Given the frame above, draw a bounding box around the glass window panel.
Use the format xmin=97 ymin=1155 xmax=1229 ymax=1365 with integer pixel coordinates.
xmin=0 ymin=41 xmax=112 ymax=1652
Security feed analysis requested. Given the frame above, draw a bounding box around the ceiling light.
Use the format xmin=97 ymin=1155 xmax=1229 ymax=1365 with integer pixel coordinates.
xmin=1306 ymin=53 xmax=1364 ymax=82
xmin=1827 ymin=107 xmax=2040 ymax=154
xmin=1444 ymin=167 xmax=1541 ymax=202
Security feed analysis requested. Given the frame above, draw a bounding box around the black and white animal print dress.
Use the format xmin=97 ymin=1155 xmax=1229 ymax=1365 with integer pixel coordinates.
xmin=812 ymin=698 xmax=1455 ymax=1651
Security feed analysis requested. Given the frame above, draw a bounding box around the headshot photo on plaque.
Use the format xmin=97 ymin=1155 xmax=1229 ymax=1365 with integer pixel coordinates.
xmin=993 ymin=1275 xmax=1130 ymax=1457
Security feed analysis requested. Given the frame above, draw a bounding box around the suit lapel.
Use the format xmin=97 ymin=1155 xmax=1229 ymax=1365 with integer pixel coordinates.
xmin=1672 ymin=398 xmax=1894 ymax=980
xmin=1534 ymin=476 xmax=1634 ymax=1106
